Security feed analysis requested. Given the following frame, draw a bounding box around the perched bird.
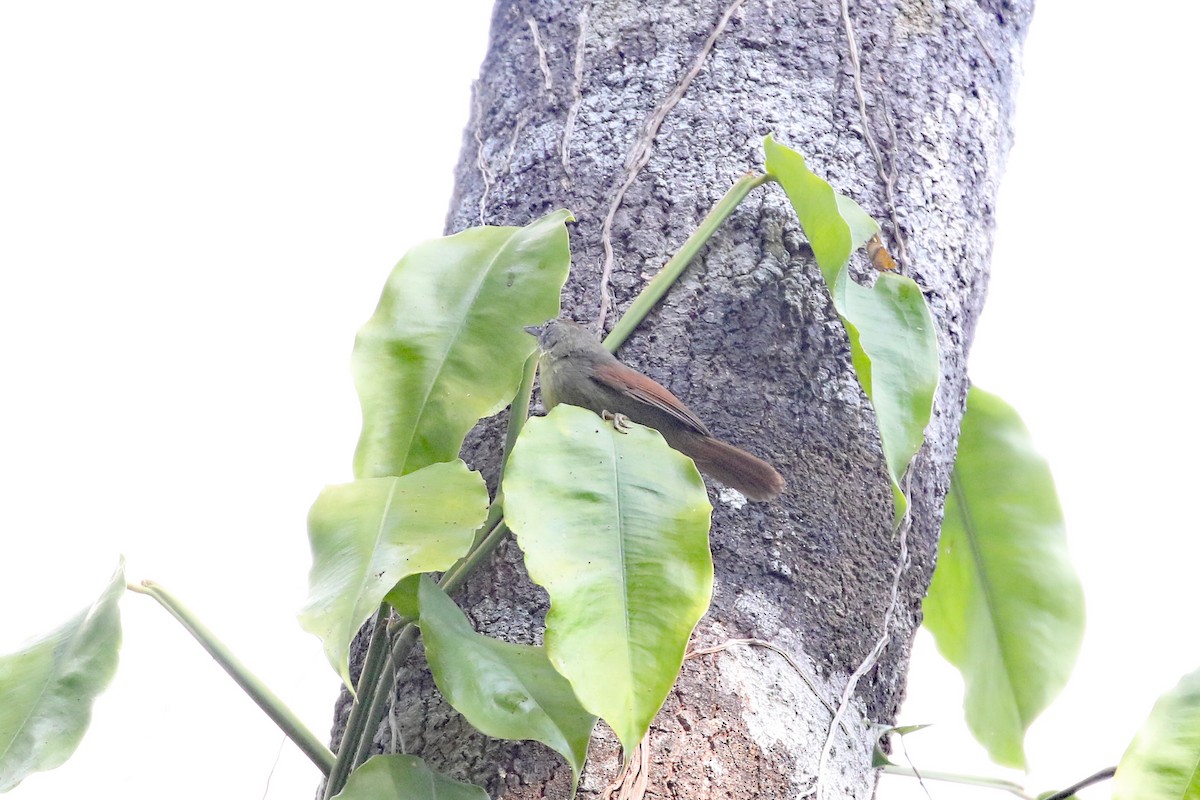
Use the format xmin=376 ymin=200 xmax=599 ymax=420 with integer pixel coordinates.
xmin=530 ymin=318 xmax=785 ymax=501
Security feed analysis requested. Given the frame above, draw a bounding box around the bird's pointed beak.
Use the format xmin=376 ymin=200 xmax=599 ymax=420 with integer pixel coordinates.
xmin=523 ymin=324 xmax=544 ymax=337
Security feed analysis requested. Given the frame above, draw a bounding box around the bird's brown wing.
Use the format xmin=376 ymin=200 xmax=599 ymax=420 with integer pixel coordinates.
xmin=592 ymin=361 xmax=712 ymax=437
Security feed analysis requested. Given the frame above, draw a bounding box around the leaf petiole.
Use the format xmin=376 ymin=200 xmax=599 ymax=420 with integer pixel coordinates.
xmin=129 ymin=581 xmax=335 ymax=776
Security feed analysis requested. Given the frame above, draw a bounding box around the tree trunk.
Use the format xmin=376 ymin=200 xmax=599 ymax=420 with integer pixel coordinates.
xmin=330 ymin=0 xmax=1032 ymax=797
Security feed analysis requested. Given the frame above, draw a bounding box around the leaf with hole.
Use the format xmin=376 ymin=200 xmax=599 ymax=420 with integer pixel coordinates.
xmin=503 ymin=404 xmax=713 ymax=755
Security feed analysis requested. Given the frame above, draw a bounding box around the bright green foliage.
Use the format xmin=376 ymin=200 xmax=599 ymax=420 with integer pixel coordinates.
xmin=418 ymin=577 xmax=596 ymax=788
xmin=503 ymin=405 xmax=713 ymax=755
xmin=352 ymin=209 xmax=574 ymax=479
xmin=835 ymin=193 xmax=882 ymax=251
xmin=383 ymin=574 xmax=421 ymax=620
xmin=923 ymin=386 xmax=1084 ymax=769
xmin=762 ymin=136 xmax=852 ymax=296
xmin=299 ymin=462 xmax=488 ymax=688
xmin=333 ymin=754 xmax=487 ymax=800
xmin=843 ymin=273 xmax=938 ymax=513
xmin=0 ymin=561 xmax=124 ymax=791
xmin=1113 ymin=667 xmax=1200 ymax=800
xmin=763 ymin=136 xmax=938 ymax=522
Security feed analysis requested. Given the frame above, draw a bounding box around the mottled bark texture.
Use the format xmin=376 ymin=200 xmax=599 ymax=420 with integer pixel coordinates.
xmin=329 ymin=0 xmax=1032 ymax=797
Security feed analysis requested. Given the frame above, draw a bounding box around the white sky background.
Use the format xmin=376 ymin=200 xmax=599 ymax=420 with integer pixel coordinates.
xmin=1 ymin=2 xmax=1196 ymax=799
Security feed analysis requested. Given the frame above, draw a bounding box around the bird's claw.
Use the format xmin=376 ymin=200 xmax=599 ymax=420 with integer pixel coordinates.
xmin=602 ymin=410 xmax=633 ymax=433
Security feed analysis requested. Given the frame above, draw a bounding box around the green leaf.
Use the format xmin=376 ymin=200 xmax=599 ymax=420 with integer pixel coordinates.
xmin=764 ymin=136 xmax=938 ymax=521
xmin=418 ymin=577 xmax=596 ymax=787
xmin=836 ymin=193 xmax=881 ymax=250
xmin=333 ymin=754 xmax=487 ymax=800
xmin=352 ymin=209 xmax=574 ymax=479
xmin=503 ymin=404 xmax=713 ymax=755
xmin=299 ymin=462 xmax=488 ymax=688
xmin=1113 ymin=667 xmax=1200 ymax=800
xmin=383 ymin=574 xmax=421 ymax=620
xmin=763 ymin=135 xmax=851 ymax=295
xmin=923 ymin=386 xmax=1084 ymax=769
xmin=0 ymin=560 xmax=124 ymax=792
xmin=843 ymin=273 xmax=939 ymax=517
xmin=871 ymin=723 xmax=931 ymax=768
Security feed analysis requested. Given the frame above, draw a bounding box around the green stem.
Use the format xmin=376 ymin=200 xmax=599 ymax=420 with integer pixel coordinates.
xmin=324 ymin=349 xmax=537 ymax=791
xmin=340 ymin=517 xmax=515 ymax=768
xmin=319 ymin=172 xmax=772 ymax=791
xmin=338 ymin=516 xmax=513 ymax=770
xmin=440 ymin=520 xmax=511 ymax=596
xmin=1040 ymin=767 xmax=1116 ymax=800
xmin=467 ymin=501 xmax=505 ymax=551
xmin=603 ymin=171 xmax=773 ymax=351
xmin=129 ymin=580 xmax=335 ymax=775
xmin=435 ymin=347 xmax=535 ymax=590
xmin=350 ymin=622 xmax=421 ymax=771
xmin=323 ymin=604 xmax=396 ymax=798
xmin=499 ymin=351 xmax=539 ymax=487
xmin=879 ymin=764 xmax=1033 ymax=799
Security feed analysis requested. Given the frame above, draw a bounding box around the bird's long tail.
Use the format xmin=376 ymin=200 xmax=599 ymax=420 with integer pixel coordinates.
xmin=677 ymin=435 xmax=785 ymax=501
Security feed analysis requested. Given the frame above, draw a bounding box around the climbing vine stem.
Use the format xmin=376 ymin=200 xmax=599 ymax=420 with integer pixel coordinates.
xmin=603 ymin=171 xmax=772 ymax=350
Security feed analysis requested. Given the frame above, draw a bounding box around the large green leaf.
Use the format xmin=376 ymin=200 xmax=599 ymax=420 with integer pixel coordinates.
xmin=418 ymin=577 xmax=596 ymax=787
xmin=1113 ymin=667 xmax=1200 ymax=800
xmin=299 ymin=461 xmax=488 ymax=688
xmin=764 ymin=136 xmax=939 ymax=521
xmin=333 ymin=754 xmax=487 ymax=800
xmin=0 ymin=560 xmax=124 ymax=791
xmin=503 ymin=404 xmax=713 ymax=754
xmin=923 ymin=386 xmax=1084 ymax=769
xmin=352 ymin=209 xmax=573 ymax=479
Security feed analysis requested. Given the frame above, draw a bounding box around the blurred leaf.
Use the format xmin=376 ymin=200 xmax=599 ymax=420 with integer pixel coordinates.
xmin=870 ymin=722 xmax=931 ymax=767
xmin=352 ymin=209 xmax=573 ymax=479
xmin=1113 ymin=667 xmax=1200 ymax=800
xmin=836 ymin=193 xmax=881 ymax=250
xmin=418 ymin=577 xmax=596 ymax=787
xmin=764 ymin=136 xmax=938 ymax=522
xmin=0 ymin=560 xmax=124 ymax=792
xmin=334 ymin=754 xmax=487 ymax=800
xmin=923 ymin=386 xmax=1084 ymax=769
xmin=503 ymin=404 xmax=713 ymax=755
xmin=299 ymin=462 xmax=488 ymax=688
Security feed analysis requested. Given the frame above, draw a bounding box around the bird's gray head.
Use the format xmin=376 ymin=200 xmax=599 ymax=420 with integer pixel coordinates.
xmin=524 ymin=318 xmax=600 ymax=358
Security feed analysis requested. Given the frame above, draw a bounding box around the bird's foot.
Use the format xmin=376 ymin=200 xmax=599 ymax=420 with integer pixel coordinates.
xmin=601 ymin=410 xmax=633 ymax=433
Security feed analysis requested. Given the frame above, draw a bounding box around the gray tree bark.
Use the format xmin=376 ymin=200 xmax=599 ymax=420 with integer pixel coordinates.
xmin=330 ymin=0 xmax=1032 ymax=797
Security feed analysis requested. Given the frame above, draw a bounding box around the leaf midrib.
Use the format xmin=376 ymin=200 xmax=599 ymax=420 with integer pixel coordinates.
xmin=393 ymin=228 xmax=524 ymax=475
xmin=606 ymin=428 xmax=637 ymax=724
xmin=951 ymin=469 xmax=1025 ymax=725
xmin=0 ymin=636 xmax=60 ymax=763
